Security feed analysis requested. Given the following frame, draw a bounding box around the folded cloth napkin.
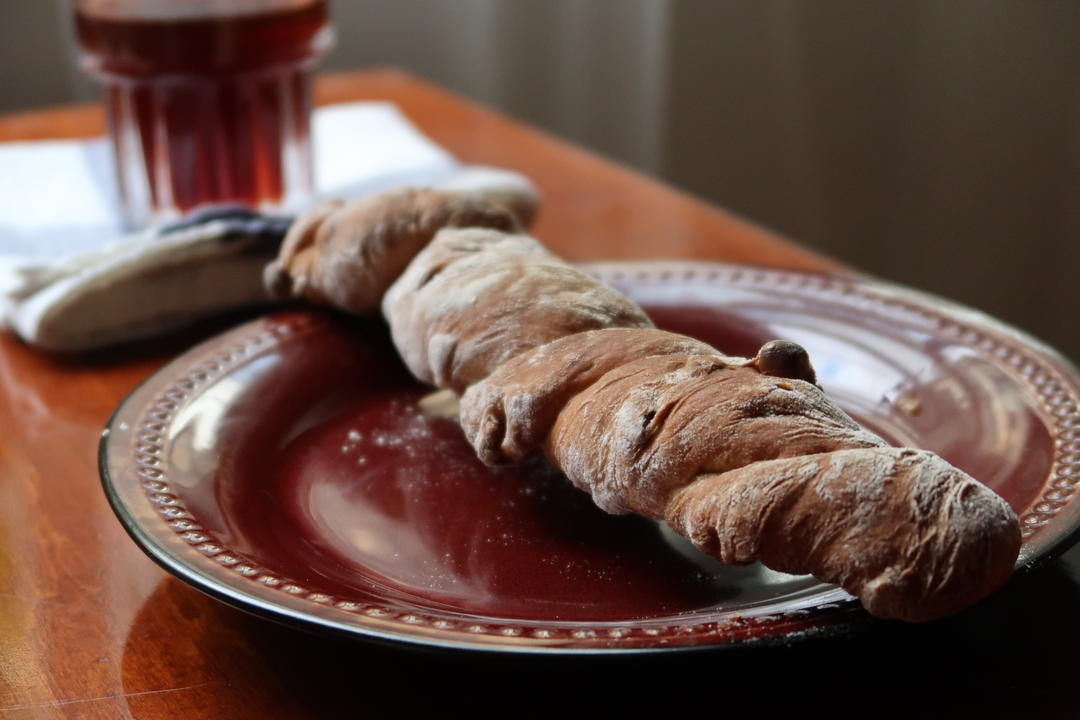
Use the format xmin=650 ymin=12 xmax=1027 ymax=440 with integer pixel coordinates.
xmin=0 ymin=102 xmax=536 ymax=350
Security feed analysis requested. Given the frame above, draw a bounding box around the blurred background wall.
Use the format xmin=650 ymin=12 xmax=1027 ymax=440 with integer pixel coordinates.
xmin=1 ymin=0 xmax=1078 ymax=360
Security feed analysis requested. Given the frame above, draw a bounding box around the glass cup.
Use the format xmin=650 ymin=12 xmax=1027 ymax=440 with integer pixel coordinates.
xmin=74 ymin=0 xmax=334 ymax=229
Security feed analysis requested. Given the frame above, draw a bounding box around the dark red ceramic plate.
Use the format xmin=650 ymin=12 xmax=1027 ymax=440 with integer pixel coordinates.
xmin=101 ymin=262 xmax=1080 ymax=653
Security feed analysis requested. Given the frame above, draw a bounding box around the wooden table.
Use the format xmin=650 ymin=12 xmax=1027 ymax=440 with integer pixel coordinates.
xmin=2 ymin=70 xmax=1077 ymax=719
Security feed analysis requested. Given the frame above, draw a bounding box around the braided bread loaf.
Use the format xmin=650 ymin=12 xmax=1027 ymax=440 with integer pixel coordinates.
xmin=267 ymin=190 xmax=1022 ymax=622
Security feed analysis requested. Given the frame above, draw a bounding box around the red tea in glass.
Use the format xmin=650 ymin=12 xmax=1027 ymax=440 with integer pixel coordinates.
xmin=75 ymin=0 xmax=333 ymax=228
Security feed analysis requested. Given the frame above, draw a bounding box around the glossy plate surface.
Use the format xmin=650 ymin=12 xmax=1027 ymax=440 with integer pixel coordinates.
xmin=101 ymin=262 xmax=1080 ymax=652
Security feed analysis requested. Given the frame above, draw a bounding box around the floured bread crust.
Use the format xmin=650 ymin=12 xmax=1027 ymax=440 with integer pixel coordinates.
xmin=543 ymin=354 xmax=886 ymax=518
xmin=263 ymin=188 xmax=522 ymax=314
xmin=461 ymin=328 xmax=722 ymax=465
xmin=264 ymin=187 xmax=1023 ymax=622
xmin=383 ymin=229 xmax=652 ymax=393
xmin=666 ymin=448 xmax=1020 ymax=621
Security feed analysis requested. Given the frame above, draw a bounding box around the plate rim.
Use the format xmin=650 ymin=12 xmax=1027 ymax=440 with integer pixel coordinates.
xmin=99 ymin=259 xmax=1080 ymax=653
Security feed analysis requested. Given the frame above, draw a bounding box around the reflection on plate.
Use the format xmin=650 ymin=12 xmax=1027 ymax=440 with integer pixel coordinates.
xmin=100 ymin=262 xmax=1080 ymax=652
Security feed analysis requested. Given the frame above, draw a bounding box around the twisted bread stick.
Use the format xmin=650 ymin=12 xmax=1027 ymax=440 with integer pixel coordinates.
xmin=267 ymin=190 xmax=1022 ymax=622
xmin=538 ymin=352 xmax=1017 ymax=620
xmin=665 ymin=449 xmax=1019 ymax=621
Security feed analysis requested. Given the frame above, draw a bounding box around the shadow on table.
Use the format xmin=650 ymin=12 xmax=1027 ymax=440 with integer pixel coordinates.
xmin=119 ymin=556 xmax=1079 ymax=719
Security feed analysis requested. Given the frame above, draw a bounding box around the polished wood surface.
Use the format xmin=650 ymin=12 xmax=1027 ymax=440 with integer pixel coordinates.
xmin=1 ymin=69 xmax=1077 ymax=719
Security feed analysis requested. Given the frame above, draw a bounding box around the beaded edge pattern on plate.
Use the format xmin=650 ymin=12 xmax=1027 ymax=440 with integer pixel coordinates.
xmin=127 ymin=264 xmax=1080 ymax=644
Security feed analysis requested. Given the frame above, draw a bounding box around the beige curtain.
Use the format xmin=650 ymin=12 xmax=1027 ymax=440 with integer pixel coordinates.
xmin=328 ymin=0 xmax=671 ymax=172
